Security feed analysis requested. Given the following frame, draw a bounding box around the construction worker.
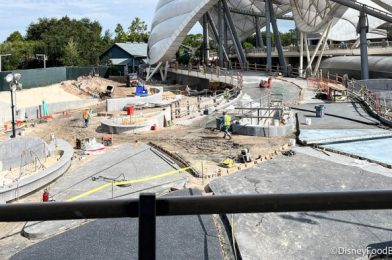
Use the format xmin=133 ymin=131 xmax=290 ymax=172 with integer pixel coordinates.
xmin=223 ymin=88 xmax=230 ymax=101
xmin=222 ymin=111 xmax=232 ymax=140
xmin=83 ymin=109 xmax=90 ymax=128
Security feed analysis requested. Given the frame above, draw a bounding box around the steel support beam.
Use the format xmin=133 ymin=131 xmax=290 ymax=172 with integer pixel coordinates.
xmin=357 ymin=9 xmax=369 ymax=80
xmin=228 ymin=6 xmax=293 ymax=20
xmin=206 ymin=12 xmax=229 ymax=63
xmin=255 ymin=16 xmax=263 ymax=48
xmin=330 ymin=0 xmax=392 ymax=23
xmin=265 ymin=0 xmax=272 ymax=72
xmin=218 ymin=1 xmax=224 ymax=67
xmin=222 ymin=0 xmax=247 ymax=67
xmin=203 ymin=14 xmax=210 ymax=66
xmin=313 ymin=23 xmax=332 ymax=75
xmin=269 ymin=0 xmax=286 ymax=74
xmin=299 ymin=32 xmax=304 ymax=77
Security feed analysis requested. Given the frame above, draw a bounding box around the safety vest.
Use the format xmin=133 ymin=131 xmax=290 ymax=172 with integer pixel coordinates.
xmin=83 ymin=110 xmax=89 ymax=119
xmin=224 ymin=114 xmax=231 ymax=126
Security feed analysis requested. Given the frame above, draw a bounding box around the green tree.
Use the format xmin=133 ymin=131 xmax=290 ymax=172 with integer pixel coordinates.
xmin=6 ymin=31 xmax=24 ymax=42
xmin=25 ymin=17 xmax=108 ymax=66
xmin=127 ymin=17 xmax=149 ymax=43
xmin=63 ymin=39 xmax=81 ymax=66
xmin=114 ymin=24 xmax=127 ymax=42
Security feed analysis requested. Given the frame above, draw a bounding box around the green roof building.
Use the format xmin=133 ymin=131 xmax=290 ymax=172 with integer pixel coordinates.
xmin=100 ymin=43 xmax=148 ymax=75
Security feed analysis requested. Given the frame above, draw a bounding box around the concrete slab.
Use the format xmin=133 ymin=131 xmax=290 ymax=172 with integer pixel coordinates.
xmin=209 ymin=148 xmax=392 ymax=259
xmin=23 ymin=143 xmax=188 ymax=239
xmin=293 ymin=102 xmax=380 ymax=129
xmin=12 ymin=189 xmax=225 ymax=260
xmin=322 ymin=137 xmax=392 ymax=166
xmin=299 ymin=128 xmax=392 ymax=145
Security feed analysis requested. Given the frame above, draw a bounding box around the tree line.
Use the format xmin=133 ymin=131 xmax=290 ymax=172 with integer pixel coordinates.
xmin=0 ymin=17 xmax=149 ymax=71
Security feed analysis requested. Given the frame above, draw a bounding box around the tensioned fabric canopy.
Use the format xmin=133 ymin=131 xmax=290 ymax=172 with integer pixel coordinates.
xmin=148 ymin=0 xmax=392 ymax=65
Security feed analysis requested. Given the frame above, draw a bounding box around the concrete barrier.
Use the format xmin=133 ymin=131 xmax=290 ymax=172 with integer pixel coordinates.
xmin=100 ymin=108 xmax=171 ymax=134
xmin=0 ymin=99 xmax=98 ymax=126
xmin=0 ymin=139 xmax=73 ymax=203
xmin=106 ymin=87 xmax=163 ymax=112
xmin=0 ymin=136 xmax=48 ymax=171
xmin=232 ymin=122 xmax=295 ymax=137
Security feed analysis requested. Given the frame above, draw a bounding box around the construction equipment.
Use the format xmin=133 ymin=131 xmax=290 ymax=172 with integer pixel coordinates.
xmin=221 ymin=158 xmax=235 ymax=168
xmin=102 ymin=135 xmax=113 ymax=146
xmin=259 ymin=77 xmax=272 ymax=88
xmin=238 ymin=148 xmax=252 ymax=163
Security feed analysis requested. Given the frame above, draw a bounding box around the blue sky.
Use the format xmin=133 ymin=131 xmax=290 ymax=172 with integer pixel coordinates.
xmin=0 ymin=0 xmax=295 ymax=42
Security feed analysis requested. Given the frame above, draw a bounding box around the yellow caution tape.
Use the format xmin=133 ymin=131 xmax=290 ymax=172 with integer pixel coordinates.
xmin=66 ymin=166 xmax=192 ymax=202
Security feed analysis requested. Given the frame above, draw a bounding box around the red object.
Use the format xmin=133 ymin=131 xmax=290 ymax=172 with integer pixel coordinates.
xmin=151 ymin=124 xmax=157 ymax=131
xmin=42 ymin=190 xmax=49 ymax=202
xmin=3 ymin=124 xmax=8 ymax=131
xmin=127 ymin=105 xmax=135 ymax=115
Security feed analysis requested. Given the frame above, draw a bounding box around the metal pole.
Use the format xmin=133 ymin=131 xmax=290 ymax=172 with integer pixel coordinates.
xmin=313 ymin=23 xmax=332 ymax=75
xmin=218 ymin=0 xmax=224 ymax=67
xmin=203 ymin=15 xmax=210 ymax=66
xmin=139 ymin=193 xmax=156 ymax=260
xmin=206 ymin=12 xmax=229 ymax=62
xmin=222 ymin=0 xmax=247 ymax=67
xmin=10 ymin=88 xmax=16 ymax=138
xmin=265 ymin=0 xmax=272 ymax=72
xmin=299 ymin=32 xmax=304 ymax=77
xmin=269 ymin=0 xmax=286 ymax=75
xmin=255 ymin=16 xmax=262 ymax=48
xmin=358 ymin=9 xmax=369 ymax=80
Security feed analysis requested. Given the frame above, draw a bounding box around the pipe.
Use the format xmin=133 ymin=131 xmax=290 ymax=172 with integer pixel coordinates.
xmin=265 ymin=0 xmax=272 ymax=72
xmin=3 ymin=190 xmax=392 ymax=221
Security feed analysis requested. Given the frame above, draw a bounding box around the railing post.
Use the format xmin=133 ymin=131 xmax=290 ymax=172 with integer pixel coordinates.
xmin=139 ymin=193 xmax=156 ymax=260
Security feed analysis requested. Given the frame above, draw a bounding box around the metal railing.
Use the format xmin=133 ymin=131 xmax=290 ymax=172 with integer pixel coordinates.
xmin=2 ymin=190 xmax=392 ymax=259
xmin=168 ymin=63 xmax=243 ymax=89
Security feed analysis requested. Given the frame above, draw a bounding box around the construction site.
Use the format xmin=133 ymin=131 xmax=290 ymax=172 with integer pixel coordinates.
xmin=1 ymin=0 xmax=392 ymax=259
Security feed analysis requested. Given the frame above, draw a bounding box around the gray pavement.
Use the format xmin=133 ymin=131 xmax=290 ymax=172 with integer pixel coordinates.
xmin=209 ymin=148 xmax=392 ymax=260
xmin=12 ymin=189 xmax=225 ymax=260
xmin=23 ymin=143 xmax=188 ymax=239
xmin=293 ymin=102 xmax=380 ymax=130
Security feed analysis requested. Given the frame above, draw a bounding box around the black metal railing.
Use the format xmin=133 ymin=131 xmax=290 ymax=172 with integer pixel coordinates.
xmin=2 ymin=190 xmax=392 ymax=259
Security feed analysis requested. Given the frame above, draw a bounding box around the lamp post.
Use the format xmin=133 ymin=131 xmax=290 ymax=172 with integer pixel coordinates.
xmin=4 ymin=73 xmax=22 ymax=138
xmin=0 ymin=54 xmax=11 ymax=72
xmin=36 ymin=54 xmax=47 ymax=68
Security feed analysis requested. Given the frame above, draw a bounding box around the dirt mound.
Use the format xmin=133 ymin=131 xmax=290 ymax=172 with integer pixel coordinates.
xmin=61 ymin=77 xmax=122 ymax=98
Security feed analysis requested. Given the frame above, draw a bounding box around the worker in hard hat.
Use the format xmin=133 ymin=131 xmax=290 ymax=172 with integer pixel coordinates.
xmin=83 ymin=109 xmax=90 ymax=128
xmin=222 ymin=111 xmax=232 ymax=139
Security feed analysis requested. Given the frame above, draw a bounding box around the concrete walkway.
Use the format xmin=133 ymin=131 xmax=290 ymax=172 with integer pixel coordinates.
xmin=23 ymin=143 xmax=188 ymax=239
xmin=13 ymin=189 xmax=226 ymax=260
xmin=209 ymin=147 xmax=392 ymax=259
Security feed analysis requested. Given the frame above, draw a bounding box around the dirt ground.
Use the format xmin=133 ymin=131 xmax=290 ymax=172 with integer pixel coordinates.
xmin=0 ymin=77 xmax=293 ymax=258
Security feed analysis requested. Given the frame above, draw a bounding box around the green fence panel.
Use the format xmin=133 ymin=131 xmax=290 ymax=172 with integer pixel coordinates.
xmin=0 ymin=67 xmax=66 ymax=91
xmin=0 ymin=66 xmax=108 ymax=92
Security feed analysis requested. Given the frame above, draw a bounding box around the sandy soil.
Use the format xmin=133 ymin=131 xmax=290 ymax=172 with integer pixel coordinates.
xmin=0 ymin=84 xmax=83 ymax=108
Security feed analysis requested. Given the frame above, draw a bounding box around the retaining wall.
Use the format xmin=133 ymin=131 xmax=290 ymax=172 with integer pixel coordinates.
xmin=166 ymin=72 xmax=210 ymax=91
xmin=232 ymin=123 xmax=295 ymax=137
xmin=106 ymin=87 xmax=163 ymax=112
xmin=0 ymin=139 xmax=73 ymax=203
xmin=101 ymin=108 xmax=171 ymax=134
xmin=0 ymin=136 xmax=47 ymax=171
xmin=0 ymin=99 xmax=98 ymax=126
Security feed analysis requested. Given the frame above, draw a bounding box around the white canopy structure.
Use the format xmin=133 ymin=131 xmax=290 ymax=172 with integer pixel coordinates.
xmin=148 ymin=0 xmax=392 ymax=66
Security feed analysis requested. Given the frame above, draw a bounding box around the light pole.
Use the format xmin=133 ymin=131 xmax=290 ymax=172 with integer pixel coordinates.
xmin=4 ymin=73 xmax=22 ymax=138
xmin=36 ymin=54 xmax=47 ymax=68
xmin=0 ymin=54 xmax=11 ymax=72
